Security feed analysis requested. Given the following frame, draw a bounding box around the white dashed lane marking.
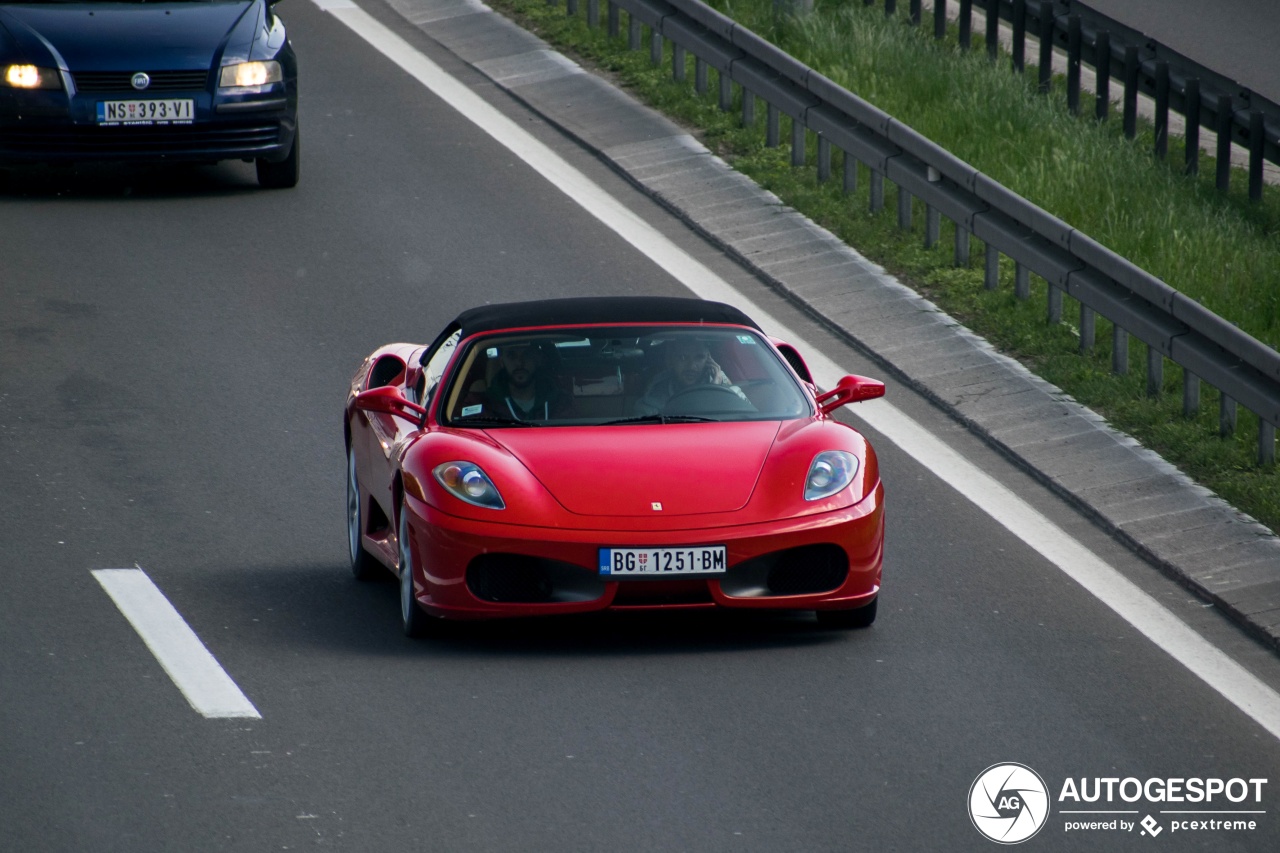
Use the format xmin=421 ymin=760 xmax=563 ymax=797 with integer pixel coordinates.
xmin=92 ymin=568 xmax=260 ymax=719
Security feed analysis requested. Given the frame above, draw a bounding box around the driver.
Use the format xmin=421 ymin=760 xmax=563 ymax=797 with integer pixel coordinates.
xmin=633 ymin=337 xmax=746 ymax=415
xmin=482 ymin=341 xmax=571 ymax=421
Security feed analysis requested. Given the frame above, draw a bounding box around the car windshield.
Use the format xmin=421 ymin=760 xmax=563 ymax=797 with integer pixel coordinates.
xmin=439 ymin=325 xmax=812 ymax=427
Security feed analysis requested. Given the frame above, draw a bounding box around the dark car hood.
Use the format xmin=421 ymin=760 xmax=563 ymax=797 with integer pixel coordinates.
xmin=0 ymin=2 xmax=256 ymax=71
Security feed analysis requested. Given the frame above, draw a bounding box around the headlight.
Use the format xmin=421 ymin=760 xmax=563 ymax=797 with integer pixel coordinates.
xmin=219 ymin=61 xmax=282 ymax=88
xmin=4 ymin=65 xmax=61 ymax=90
xmin=804 ymin=451 xmax=859 ymax=501
xmin=433 ymin=461 xmax=505 ymax=510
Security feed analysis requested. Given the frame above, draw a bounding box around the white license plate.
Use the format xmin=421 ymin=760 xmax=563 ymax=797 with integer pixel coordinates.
xmin=97 ymin=99 xmax=195 ymax=125
xmin=598 ymin=546 xmax=727 ymax=577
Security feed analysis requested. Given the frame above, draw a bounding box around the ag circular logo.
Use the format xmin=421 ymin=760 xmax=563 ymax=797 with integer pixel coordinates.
xmin=131 ymin=72 xmax=151 ymax=91
xmin=969 ymin=763 xmax=1050 ymax=844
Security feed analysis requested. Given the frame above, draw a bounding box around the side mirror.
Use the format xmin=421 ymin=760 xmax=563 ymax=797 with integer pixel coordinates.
xmin=816 ymin=374 xmax=885 ymax=416
xmin=353 ymin=386 xmax=429 ymax=424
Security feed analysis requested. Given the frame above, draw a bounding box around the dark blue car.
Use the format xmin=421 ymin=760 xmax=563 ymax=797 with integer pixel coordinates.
xmin=0 ymin=0 xmax=299 ymax=187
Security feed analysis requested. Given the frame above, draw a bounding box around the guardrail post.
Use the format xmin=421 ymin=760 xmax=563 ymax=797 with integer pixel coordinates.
xmin=1123 ymin=45 xmax=1138 ymax=140
xmin=719 ymin=70 xmax=733 ymax=111
xmin=986 ymin=0 xmax=999 ymax=62
xmin=1154 ymin=61 xmax=1170 ymax=160
xmin=1037 ymin=7 xmax=1053 ymax=94
xmin=742 ymin=90 xmax=756 ymax=126
xmin=1095 ymin=30 xmax=1111 ymax=121
xmin=959 ymin=0 xmax=972 ymax=49
xmin=767 ymin=104 xmax=780 ymax=147
xmin=1182 ymin=369 xmax=1200 ymax=417
xmin=984 ymin=243 xmax=999 ymax=289
xmin=1215 ymin=95 xmax=1232 ymax=192
xmin=909 ymin=0 xmax=921 ymax=25
xmin=695 ymin=58 xmax=708 ymax=95
xmin=1185 ymin=78 xmax=1201 ymax=175
xmin=1112 ymin=325 xmax=1129 ymax=374
xmin=1015 ymin=263 xmax=1030 ymax=299
xmin=1012 ymin=0 xmax=1027 ymax=74
xmin=1067 ymin=15 xmax=1081 ymax=115
xmin=1146 ymin=346 xmax=1163 ymax=397
xmin=897 ymin=186 xmax=913 ymax=229
xmin=629 ymin=16 xmax=641 ymax=51
xmin=885 ymin=0 xmax=897 ymax=17
xmin=870 ymin=170 xmax=885 ymax=212
xmin=843 ymin=150 xmax=859 ymax=194
xmin=954 ymin=225 xmax=970 ymax=266
xmin=926 ymin=205 xmax=941 ymax=248
xmin=1260 ymin=421 xmax=1276 ymax=466
xmin=673 ymin=45 xmax=685 ymax=82
xmin=1220 ymin=394 xmax=1237 ymax=437
xmin=792 ymin=119 xmax=806 ymax=167
xmin=1048 ymin=282 xmax=1063 ymax=323
xmin=818 ymin=136 xmax=831 ymax=182
xmin=586 ymin=0 xmax=597 ymax=26
xmin=607 ymin=2 xmax=619 ymax=38
xmin=650 ymin=32 xmax=663 ymax=67
xmin=934 ymin=0 xmax=947 ymax=39
xmin=1249 ymin=111 xmax=1265 ymax=202
xmin=566 ymin=0 xmax=577 ymax=15
xmin=1080 ymin=304 xmax=1095 ymax=352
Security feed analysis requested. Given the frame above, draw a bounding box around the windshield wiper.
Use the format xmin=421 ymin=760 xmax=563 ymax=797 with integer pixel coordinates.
xmin=599 ymin=414 xmax=718 ymax=425
xmin=451 ymin=414 xmax=540 ymax=428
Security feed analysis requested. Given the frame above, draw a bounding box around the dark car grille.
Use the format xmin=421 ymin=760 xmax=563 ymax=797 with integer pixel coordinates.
xmin=467 ymin=555 xmax=555 ymax=603
xmin=73 ymin=70 xmax=210 ymax=93
xmin=764 ymin=545 xmax=849 ymax=596
xmin=0 ymin=123 xmax=282 ymax=158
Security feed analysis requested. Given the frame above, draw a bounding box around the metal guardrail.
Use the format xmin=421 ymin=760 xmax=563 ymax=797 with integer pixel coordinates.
xmin=947 ymin=0 xmax=1280 ymax=202
xmin=549 ymin=0 xmax=1280 ymax=462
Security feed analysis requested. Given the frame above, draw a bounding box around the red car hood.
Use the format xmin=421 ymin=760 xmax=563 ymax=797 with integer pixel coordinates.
xmin=491 ymin=421 xmax=783 ymax=517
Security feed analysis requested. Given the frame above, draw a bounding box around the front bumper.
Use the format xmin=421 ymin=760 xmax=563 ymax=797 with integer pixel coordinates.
xmin=0 ymin=84 xmax=296 ymax=164
xmin=403 ymin=482 xmax=885 ymax=620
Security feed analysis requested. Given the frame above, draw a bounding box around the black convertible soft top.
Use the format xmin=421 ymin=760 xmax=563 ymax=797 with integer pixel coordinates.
xmin=422 ymin=296 xmax=761 ymax=363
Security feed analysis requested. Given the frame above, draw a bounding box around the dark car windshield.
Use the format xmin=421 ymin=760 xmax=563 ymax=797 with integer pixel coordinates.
xmin=439 ymin=325 xmax=811 ymax=427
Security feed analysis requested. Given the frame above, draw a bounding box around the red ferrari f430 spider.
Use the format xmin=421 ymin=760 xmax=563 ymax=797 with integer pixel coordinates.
xmin=345 ymin=297 xmax=885 ymax=636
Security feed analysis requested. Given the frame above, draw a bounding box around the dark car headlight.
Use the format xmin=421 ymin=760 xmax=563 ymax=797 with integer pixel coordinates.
xmin=219 ymin=61 xmax=282 ymax=88
xmin=4 ymin=65 xmax=61 ymax=90
xmin=804 ymin=451 xmax=859 ymax=501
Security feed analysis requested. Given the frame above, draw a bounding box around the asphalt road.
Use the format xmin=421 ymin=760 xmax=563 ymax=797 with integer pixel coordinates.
xmin=2 ymin=2 xmax=1279 ymax=851
xmin=1082 ymin=0 xmax=1280 ymax=101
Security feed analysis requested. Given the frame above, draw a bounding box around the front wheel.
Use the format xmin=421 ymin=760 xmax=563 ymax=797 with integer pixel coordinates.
xmin=256 ymin=124 xmax=299 ymax=189
xmin=398 ymin=498 xmax=438 ymax=638
xmin=347 ymin=446 xmax=382 ymax=581
xmin=816 ymin=597 xmax=877 ymax=629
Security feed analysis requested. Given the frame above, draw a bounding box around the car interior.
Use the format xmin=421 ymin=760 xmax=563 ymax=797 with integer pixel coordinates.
xmin=440 ymin=327 xmax=810 ymax=424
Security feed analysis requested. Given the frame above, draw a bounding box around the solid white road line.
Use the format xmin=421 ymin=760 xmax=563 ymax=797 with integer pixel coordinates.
xmin=92 ymin=568 xmax=260 ymax=719
xmin=314 ymin=3 xmax=1280 ymax=741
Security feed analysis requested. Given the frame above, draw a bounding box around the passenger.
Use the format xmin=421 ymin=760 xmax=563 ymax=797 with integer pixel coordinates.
xmin=633 ymin=337 xmax=746 ymax=415
xmin=482 ymin=341 xmax=571 ymax=421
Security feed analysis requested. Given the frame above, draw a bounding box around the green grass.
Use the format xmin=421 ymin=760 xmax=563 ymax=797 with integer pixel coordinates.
xmin=484 ymin=0 xmax=1280 ymax=533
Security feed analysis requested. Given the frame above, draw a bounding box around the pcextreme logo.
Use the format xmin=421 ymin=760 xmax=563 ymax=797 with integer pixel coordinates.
xmin=968 ymin=764 xmax=1269 ymax=844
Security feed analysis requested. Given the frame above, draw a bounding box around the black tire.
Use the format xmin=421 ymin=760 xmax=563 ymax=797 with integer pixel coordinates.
xmin=398 ymin=498 xmax=437 ymax=638
xmin=256 ymin=124 xmax=299 ymax=189
xmin=347 ymin=446 xmax=382 ymax=581
xmin=816 ymin=597 xmax=877 ymax=629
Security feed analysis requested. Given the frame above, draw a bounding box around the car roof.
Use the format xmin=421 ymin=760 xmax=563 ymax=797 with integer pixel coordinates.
xmin=420 ymin=297 xmax=763 ymax=365
xmin=454 ymin=296 xmax=761 ymax=335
